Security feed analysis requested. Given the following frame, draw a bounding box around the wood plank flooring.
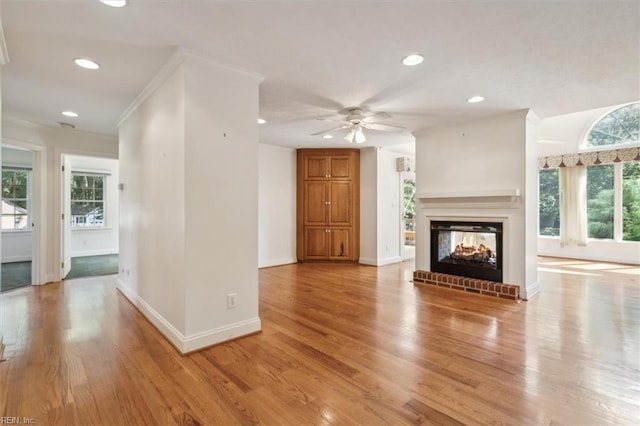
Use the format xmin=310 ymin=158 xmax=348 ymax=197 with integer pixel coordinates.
xmin=1 ymin=257 xmax=639 ymax=425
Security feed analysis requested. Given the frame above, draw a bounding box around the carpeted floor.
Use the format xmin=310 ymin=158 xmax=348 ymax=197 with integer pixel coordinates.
xmin=1 ymin=261 xmax=32 ymax=292
xmin=64 ymin=254 xmax=118 ymax=280
xmin=1 ymin=255 xmax=119 ymax=292
xmin=64 ymin=254 xmax=119 ymax=280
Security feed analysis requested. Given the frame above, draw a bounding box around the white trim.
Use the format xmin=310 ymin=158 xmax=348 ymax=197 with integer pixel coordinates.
xmin=117 ymin=279 xmax=262 ymax=354
xmin=117 ymin=279 xmax=186 ymax=351
xmin=417 ymin=189 xmax=520 ymax=199
xmin=182 ymin=49 xmax=265 ymax=84
xmin=0 ymin=20 xmax=9 ymax=66
xmin=359 ymin=256 xmax=402 ymax=267
xmin=0 ymin=334 xmax=5 ymax=361
xmin=70 ymin=249 xmax=118 ymax=258
xmin=116 ymin=50 xmax=185 ymax=127
xmin=181 ymin=317 xmax=262 ymax=354
xmin=523 ymin=281 xmax=540 ymax=300
xmin=1 ymin=255 xmax=31 ymax=263
xmin=258 ymin=257 xmax=297 ymax=268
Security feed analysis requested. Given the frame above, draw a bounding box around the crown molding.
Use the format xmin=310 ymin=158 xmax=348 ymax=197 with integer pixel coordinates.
xmin=117 ymin=48 xmax=186 ymax=128
xmin=0 ymin=20 xmax=9 ymax=66
xmin=117 ymin=47 xmax=265 ymax=128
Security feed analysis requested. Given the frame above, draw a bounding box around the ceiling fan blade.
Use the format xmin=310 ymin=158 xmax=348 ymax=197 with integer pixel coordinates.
xmin=362 ymin=122 xmax=406 ymax=132
xmin=311 ymin=125 xmax=350 ymax=136
xmin=362 ymin=111 xmax=392 ymax=122
xmin=316 ymin=117 xmax=347 ymax=123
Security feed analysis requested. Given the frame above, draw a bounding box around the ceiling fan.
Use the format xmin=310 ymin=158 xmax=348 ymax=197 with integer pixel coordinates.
xmin=311 ymin=107 xmax=405 ymax=144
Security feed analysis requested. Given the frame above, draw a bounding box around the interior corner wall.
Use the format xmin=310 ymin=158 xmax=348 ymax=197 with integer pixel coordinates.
xmin=258 ymin=143 xmax=296 ymax=268
xmin=376 ymin=148 xmax=402 ymax=265
xmin=415 ymin=111 xmax=537 ymax=296
xmin=359 ymin=147 xmax=378 ymax=265
xmin=118 ymin=64 xmax=187 ymax=338
xmin=359 ymin=147 xmax=402 ymax=266
xmin=182 ymin=56 xmax=261 ymax=341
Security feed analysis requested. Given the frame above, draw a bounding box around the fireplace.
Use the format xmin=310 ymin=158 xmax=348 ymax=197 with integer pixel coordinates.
xmin=430 ymin=221 xmax=503 ymax=282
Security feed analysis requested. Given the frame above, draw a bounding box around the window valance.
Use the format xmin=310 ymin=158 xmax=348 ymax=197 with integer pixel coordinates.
xmin=537 ymin=146 xmax=640 ymax=169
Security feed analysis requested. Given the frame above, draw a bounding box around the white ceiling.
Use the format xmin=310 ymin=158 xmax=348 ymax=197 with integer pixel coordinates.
xmin=1 ymin=1 xmax=639 ymax=151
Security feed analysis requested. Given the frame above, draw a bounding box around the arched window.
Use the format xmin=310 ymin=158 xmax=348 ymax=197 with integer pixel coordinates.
xmin=585 ymin=102 xmax=640 ymax=148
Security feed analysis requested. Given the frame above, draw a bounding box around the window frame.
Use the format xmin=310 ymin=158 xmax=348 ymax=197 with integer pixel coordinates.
xmin=581 ymin=101 xmax=640 ymax=152
xmin=70 ymin=171 xmax=107 ymax=229
xmin=1 ymin=167 xmax=32 ymax=233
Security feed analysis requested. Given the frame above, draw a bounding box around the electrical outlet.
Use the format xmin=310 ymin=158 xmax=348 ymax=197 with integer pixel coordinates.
xmin=227 ymin=293 xmax=237 ymax=309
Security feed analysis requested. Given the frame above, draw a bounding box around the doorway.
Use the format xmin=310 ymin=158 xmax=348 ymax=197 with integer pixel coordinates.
xmin=401 ymin=173 xmax=415 ymax=260
xmin=1 ymin=146 xmax=35 ymax=292
xmin=60 ymin=154 xmax=119 ymax=280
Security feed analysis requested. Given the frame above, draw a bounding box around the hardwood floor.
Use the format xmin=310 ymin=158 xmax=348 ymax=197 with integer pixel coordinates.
xmin=1 ymin=258 xmax=638 ymax=425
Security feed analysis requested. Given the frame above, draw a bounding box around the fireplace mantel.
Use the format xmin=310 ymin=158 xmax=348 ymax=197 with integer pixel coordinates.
xmin=416 ymin=188 xmax=520 ymax=200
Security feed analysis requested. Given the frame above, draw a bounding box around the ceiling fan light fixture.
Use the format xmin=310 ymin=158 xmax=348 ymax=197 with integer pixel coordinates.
xmin=344 ymin=129 xmax=356 ymax=143
xmin=402 ymin=54 xmax=424 ymax=66
xmin=354 ymin=129 xmax=366 ymax=144
xmin=99 ymin=0 xmax=128 ymax=7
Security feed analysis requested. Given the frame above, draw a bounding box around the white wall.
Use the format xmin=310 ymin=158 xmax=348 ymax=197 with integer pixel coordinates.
xmin=119 ymin=61 xmax=187 ymax=337
xmin=359 ymin=147 xmax=403 ymax=266
xmin=414 ymin=110 xmax=539 ymax=299
xmin=118 ymin=51 xmax=263 ymax=353
xmin=3 ymin=118 xmax=118 ymax=283
xmin=536 ymin=104 xmax=640 ymax=264
xmin=1 ymin=146 xmax=33 ymax=262
xmin=258 ymin=144 xmax=296 ymax=268
xmin=67 ymin=155 xmax=119 ymax=257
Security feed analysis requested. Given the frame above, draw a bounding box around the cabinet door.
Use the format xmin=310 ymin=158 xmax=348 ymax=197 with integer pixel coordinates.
xmin=329 ymin=228 xmax=351 ymax=259
xmin=305 ymin=228 xmax=328 ymax=259
xmin=329 ymin=156 xmax=352 ymax=179
xmin=304 ymin=181 xmax=327 ymax=225
xmin=329 ymin=181 xmax=351 ymax=226
xmin=305 ymin=155 xmax=328 ymax=179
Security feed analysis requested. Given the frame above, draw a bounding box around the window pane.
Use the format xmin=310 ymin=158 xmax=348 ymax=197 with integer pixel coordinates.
xmin=95 ymin=177 xmax=104 ymax=190
xmin=587 ymin=165 xmax=614 ymax=239
xmin=95 ymin=188 xmax=103 ymax=201
xmin=587 ymin=103 xmax=640 ymax=147
xmin=71 ymin=187 xmax=83 ymax=200
xmin=539 ymin=169 xmax=560 ymax=236
xmin=14 ymin=214 xmax=28 ymax=230
xmin=623 ymin=162 xmax=640 ymax=241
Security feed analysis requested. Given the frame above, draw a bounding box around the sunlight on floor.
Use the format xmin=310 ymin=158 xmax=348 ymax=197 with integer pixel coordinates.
xmin=537 ymin=267 xmax=601 ymax=277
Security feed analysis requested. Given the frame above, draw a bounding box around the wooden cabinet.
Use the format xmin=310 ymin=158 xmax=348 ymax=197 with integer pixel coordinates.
xmin=297 ymin=149 xmax=359 ymax=262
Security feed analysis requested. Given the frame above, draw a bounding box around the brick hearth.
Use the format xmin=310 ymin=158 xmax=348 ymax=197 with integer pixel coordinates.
xmin=413 ymin=270 xmax=519 ymax=300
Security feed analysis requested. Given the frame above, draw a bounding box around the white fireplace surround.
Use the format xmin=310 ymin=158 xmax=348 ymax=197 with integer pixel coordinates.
xmin=415 ymin=188 xmax=538 ymax=299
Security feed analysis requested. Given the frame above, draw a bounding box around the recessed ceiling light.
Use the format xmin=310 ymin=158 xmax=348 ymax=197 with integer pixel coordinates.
xmin=257 ymin=118 xmax=266 ymax=124
xmin=62 ymin=111 xmax=79 ymax=118
xmin=322 ymin=135 xmax=333 ymax=139
xmin=402 ymin=54 xmax=424 ymax=66
xmin=99 ymin=0 xmax=127 ymax=7
xmin=74 ymin=58 xmax=100 ymax=70
xmin=467 ymin=95 xmax=485 ymax=104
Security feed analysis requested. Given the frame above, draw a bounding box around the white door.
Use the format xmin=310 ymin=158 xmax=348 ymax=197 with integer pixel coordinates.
xmin=61 ymin=155 xmax=72 ymax=278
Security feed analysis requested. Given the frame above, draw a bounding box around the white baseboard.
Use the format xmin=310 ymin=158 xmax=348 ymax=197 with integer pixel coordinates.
xmin=117 ymin=279 xmax=261 ymax=354
xmin=359 ymin=256 xmax=403 ymax=267
xmin=71 ymin=249 xmax=119 ymax=258
xmin=523 ymin=281 xmax=540 ymax=300
xmin=0 ymin=334 xmax=5 ymax=361
xmin=258 ymin=257 xmax=297 ymax=268
xmin=1 ymin=255 xmax=32 ymax=263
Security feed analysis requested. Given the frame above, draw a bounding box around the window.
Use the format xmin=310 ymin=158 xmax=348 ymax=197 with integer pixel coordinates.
xmin=71 ymin=173 xmax=105 ymax=228
xmin=587 ymin=165 xmax=614 ymax=239
xmin=2 ymin=168 xmax=30 ymax=230
xmin=623 ymin=162 xmax=640 ymax=241
xmin=539 ymin=169 xmax=560 ymax=236
xmin=586 ymin=102 xmax=640 ymax=147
